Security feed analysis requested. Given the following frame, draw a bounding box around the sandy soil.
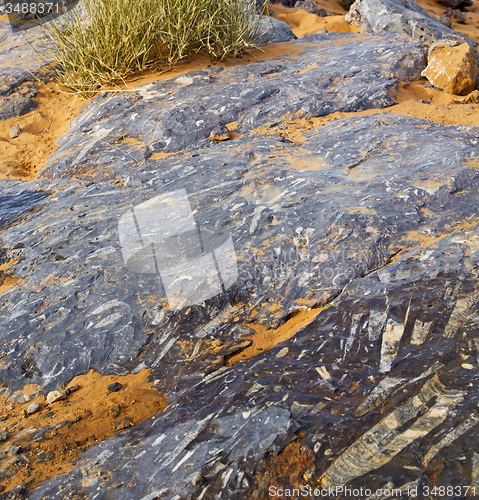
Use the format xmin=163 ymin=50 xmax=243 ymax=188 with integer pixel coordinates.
xmin=0 ymin=84 xmax=86 ymax=180
xmin=269 ymin=4 xmax=360 ymax=36
xmin=0 ymin=369 xmax=166 ymax=493
xmin=227 ymin=306 xmax=327 ymax=365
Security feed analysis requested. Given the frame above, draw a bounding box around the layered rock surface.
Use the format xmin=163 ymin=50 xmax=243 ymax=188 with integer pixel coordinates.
xmin=1 ymin=3 xmax=479 ymax=500
xmin=345 ymin=0 xmax=477 ymax=48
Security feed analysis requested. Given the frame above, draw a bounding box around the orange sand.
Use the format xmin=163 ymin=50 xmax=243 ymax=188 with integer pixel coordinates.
xmin=0 ymin=83 xmax=86 ymax=180
xmin=227 ymin=306 xmax=328 ymax=364
xmin=0 ymin=369 xmax=166 ymax=493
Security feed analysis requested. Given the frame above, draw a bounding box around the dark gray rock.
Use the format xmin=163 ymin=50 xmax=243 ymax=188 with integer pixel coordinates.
xmin=23 ymin=113 xmax=479 ymax=498
xmin=1 ymin=15 xmax=479 ymax=500
xmin=3 ymin=109 xmax=479 ymax=497
xmin=107 ymin=382 xmax=122 ymax=392
xmin=346 ymin=0 xmax=477 ymax=49
xmin=258 ymin=16 xmax=297 ymax=44
xmin=39 ymin=33 xmax=425 ymax=182
xmin=294 ymin=0 xmax=327 ymax=16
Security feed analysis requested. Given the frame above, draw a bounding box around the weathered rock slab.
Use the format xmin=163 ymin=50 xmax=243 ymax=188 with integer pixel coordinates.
xmin=39 ymin=32 xmax=426 ymax=182
xmin=346 ymin=0 xmax=477 ymax=49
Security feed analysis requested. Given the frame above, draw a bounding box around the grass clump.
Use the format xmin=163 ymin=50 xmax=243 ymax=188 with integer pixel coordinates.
xmin=39 ymin=0 xmax=266 ymax=96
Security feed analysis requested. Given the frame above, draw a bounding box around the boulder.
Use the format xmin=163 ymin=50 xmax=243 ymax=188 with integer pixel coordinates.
xmin=258 ymin=15 xmax=297 ymax=44
xmin=26 ymin=112 xmax=479 ymax=497
xmin=345 ymin=0 xmax=476 ymax=49
xmin=294 ymin=0 xmax=327 ymax=16
xmin=422 ymin=42 xmax=478 ymax=95
xmin=437 ymin=0 xmax=472 ymax=8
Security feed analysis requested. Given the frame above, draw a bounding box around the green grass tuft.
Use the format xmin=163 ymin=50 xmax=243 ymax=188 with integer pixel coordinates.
xmin=38 ymin=0 xmax=266 ymax=96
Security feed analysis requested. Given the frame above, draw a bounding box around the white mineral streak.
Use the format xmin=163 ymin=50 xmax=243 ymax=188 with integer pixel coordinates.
xmin=422 ymin=412 xmax=479 ymax=465
xmin=379 ymin=318 xmax=406 ymax=373
xmin=354 ymin=377 xmax=405 ymax=417
xmin=357 ymin=361 xmax=443 ymax=417
xmin=410 ymin=319 xmax=432 ymax=345
xmin=472 ymin=452 xmax=479 ymax=487
xmin=153 ymin=414 xmax=216 ymax=472
xmin=151 ymin=337 xmax=176 ymax=367
xmin=368 ymin=307 xmax=387 ymax=341
xmin=443 ymin=297 xmax=470 ymax=338
xmin=344 ymin=313 xmax=364 ymax=356
xmin=319 ymin=376 xmax=466 ymax=488
xmin=315 ymin=366 xmax=333 ymax=384
xmin=276 ymin=347 xmax=289 ymax=358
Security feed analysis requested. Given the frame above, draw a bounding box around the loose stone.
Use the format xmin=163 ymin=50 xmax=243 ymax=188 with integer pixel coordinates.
xmin=8 ymin=124 xmax=21 ymax=139
xmin=27 ymin=402 xmax=40 ymax=415
xmin=208 ymin=125 xmax=231 ymax=142
xmin=107 ymin=382 xmax=122 ymax=392
xmin=46 ymin=391 xmax=66 ymax=404
xmin=422 ymin=43 xmax=478 ymax=95
xmin=109 ymin=404 xmax=121 ymax=418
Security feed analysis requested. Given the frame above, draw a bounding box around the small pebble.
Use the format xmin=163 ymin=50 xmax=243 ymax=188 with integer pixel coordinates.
xmin=438 ymin=15 xmax=452 ymax=28
xmin=208 ymin=125 xmax=231 ymax=142
xmin=8 ymin=124 xmax=21 ymax=139
xmin=27 ymin=402 xmax=40 ymax=415
xmin=452 ymin=9 xmax=467 ymax=24
xmin=11 ymin=445 xmax=23 ymax=455
xmin=0 ymin=430 xmax=7 ymax=442
xmin=107 ymin=382 xmax=122 ymax=392
xmin=109 ymin=404 xmax=121 ymax=418
xmin=114 ymin=416 xmax=132 ymax=430
xmin=65 ymin=385 xmax=80 ymax=396
xmin=46 ymin=391 xmax=66 ymax=404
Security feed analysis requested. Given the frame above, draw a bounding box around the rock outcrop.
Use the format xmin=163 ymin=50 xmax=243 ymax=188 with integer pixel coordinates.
xmin=346 ymin=0 xmax=476 ymax=49
xmin=2 ymin=4 xmax=479 ymax=500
